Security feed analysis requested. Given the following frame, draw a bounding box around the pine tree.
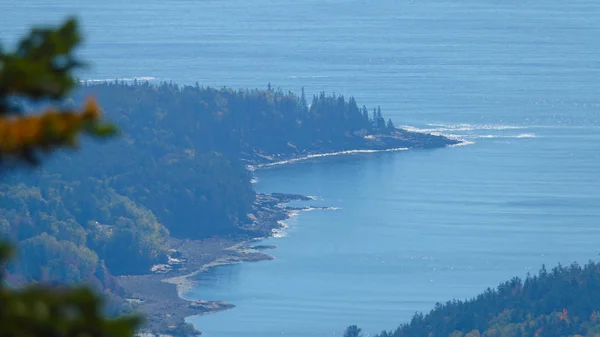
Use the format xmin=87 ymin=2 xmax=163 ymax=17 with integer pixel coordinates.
xmin=300 ymin=86 xmax=307 ymax=112
xmin=372 ymin=108 xmax=378 ymax=128
xmin=344 ymin=325 xmax=364 ymax=337
xmin=362 ymin=105 xmax=370 ymax=126
xmin=387 ymin=118 xmax=395 ymax=130
xmin=0 ymin=18 xmax=139 ymax=337
xmin=376 ymin=106 xmax=385 ymax=129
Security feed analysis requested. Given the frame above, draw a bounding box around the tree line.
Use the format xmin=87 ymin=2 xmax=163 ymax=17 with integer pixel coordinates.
xmin=347 ymin=262 xmax=600 ymax=337
xmin=2 ymin=79 xmax=400 ymax=307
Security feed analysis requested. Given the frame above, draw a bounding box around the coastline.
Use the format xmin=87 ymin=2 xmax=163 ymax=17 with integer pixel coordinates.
xmin=122 ymin=193 xmax=308 ymax=337
xmin=161 ymin=240 xmax=271 ymax=297
xmin=123 ymin=128 xmax=460 ymax=336
xmin=243 ymin=128 xmax=460 ymax=168
xmin=252 ymin=147 xmax=410 ymax=168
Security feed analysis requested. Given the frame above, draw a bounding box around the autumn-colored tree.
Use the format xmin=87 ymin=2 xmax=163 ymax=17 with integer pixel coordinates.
xmin=0 ymin=17 xmax=115 ymax=167
xmin=0 ymin=18 xmax=140 ymax=337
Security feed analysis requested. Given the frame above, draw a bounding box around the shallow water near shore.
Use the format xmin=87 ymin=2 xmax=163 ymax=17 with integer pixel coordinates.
xmin=3 ymin=0 xmax=600 ymax=336
xmin=184 ymin=123 xmax=600 ymax=337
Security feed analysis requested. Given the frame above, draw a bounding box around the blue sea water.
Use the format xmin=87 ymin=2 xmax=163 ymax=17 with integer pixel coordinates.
xmin=3 ymin=0 xmax=600 ymax=336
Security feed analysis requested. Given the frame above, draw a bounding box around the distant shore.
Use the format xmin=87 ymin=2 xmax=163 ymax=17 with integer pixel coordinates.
xmin=122 ymin=129 xmax=458 ymax=336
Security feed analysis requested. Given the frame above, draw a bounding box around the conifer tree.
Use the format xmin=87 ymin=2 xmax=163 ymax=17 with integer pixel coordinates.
xmin=300 ymin=86 xmax=307 ymax=112
xmin=372 ymin=108 xmax=378 ymax=128
xmin=376 ymin=106 xmax=385 ymax=129
xmin=362 ymin=105 xmax=370 ymax=126
xmin=0 ymin=17 xmax=139 ymax=337
xmin=387 ymin=118 xmax=395 ymax=130
xmin=344 ymin=325 xmax=364 ymax=337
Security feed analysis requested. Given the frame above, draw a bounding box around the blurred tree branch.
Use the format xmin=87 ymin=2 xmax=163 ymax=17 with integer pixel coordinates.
xmin=0 ymin=17 xmax=116 ymax=167
xmin=0 ymin=17 xmax=140 ymax=337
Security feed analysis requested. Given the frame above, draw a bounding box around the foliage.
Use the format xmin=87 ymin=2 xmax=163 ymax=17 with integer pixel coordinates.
xmin=19 ymin=81 xmax=400 ymax=240
xmin=358 ymin=262 xmax=600 ymax=337
xmin=75 ymin=82 xmax=396 ymax=161
xmin=0 ymin=17 xmax=116 ymax=167
xmin=0 ymin=17 xmax=140 ymax=337
xmin=0 ymin=179 xmax=169 ymax=277
xmin=0 ymin=241 xmax=140 ymax=337
xmin=69 ymin=82 xmax=399 ymax=237
xmin=2 ymin=19 xmax=402 ymax=335
xmin=1 ymin=80 xmax=403 ymax=324
xmin=344 ymin=325 xmax=364 ymax=337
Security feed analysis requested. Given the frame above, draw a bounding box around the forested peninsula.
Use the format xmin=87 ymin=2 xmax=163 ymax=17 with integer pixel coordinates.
xmin=0 ymin=81 xmax=456 ymax=335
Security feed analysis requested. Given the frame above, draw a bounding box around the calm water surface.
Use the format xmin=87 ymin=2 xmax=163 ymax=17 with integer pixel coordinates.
xmin=3 ymin=1 xmax=600 ymax=336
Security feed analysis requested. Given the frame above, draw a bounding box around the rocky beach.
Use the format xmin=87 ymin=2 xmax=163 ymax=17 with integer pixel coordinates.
xmin=119 ymin=129 xmax=459 ymax=336
xmin=120 ymin=192 xmax=311 ymax=336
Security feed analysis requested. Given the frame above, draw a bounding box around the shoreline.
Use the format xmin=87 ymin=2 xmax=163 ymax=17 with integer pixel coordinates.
xmin=243 ymin=128 xmax=460 ymax=168
xmin=124 ymin=130 xmax=458 ymax=336
xmin=122 ymin=193 xmax=308 ymax=337
xmin=161 ymin=239 xmax=274 ymax=297
xmin=251 ymin=147 xmax=410 ymax=169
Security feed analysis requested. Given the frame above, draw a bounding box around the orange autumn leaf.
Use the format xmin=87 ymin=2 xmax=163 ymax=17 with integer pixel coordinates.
xmin=0 ymin=97 xmax=109 ymax=156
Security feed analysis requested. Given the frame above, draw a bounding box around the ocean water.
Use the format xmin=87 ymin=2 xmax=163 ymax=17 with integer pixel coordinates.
xmin=3 ymin=1 xmax=600 ymax=336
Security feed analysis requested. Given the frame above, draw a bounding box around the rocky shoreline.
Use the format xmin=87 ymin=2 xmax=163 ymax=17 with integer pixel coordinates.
xmin=121 ymin=192 xmax=309 ymax=337
xmin=243 ymin=128 xmax=459 ymax=167
xmin=123 ymin=129 xmax=459 ymax=337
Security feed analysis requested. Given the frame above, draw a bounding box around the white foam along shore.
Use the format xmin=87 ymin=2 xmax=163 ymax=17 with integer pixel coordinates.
xmin=241 ymin=125 xmax=464 ymax=171
xmin=250 ymin=147 xmax=410 ymax=169
xmin=162 ymin=197 xmax=331 ymax=296
xmin=162 ymin=207 xmax=330 ymax=298
xmin=164 ymin=201 xmax=341 ymax=297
